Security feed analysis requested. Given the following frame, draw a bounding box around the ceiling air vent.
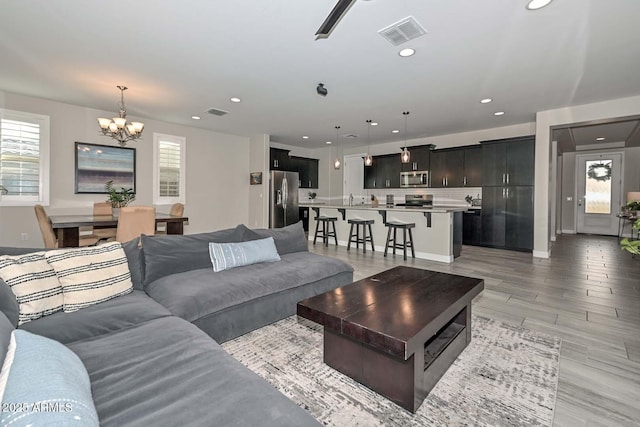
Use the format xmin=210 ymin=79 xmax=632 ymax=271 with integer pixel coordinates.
xmin=343 ymin=134 xmax=359 ymax=139
xmin=207 ymin=108 xmax=229 ymax=116
xmin=378 ymin=16 xmax=426 ymax=46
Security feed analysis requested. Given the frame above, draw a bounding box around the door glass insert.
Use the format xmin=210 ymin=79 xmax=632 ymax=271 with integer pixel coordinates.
xmin=585 ymin=160 xmax=612 ymax=214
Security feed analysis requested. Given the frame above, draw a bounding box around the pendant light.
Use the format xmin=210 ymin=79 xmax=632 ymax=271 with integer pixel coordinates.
xmin=401 ymin=111 xmax=411 ymax=164
xmin=333 ymin=125 xmax=341 ymax=170
xmin=364 ymin=119 xmax=373 ymax=167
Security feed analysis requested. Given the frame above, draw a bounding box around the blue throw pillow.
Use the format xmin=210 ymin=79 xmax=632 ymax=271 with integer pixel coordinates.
xmin=0 ymin=330 xmax=99 ymax=426
xmin=209 ymin=237 xmax=281 ymax=272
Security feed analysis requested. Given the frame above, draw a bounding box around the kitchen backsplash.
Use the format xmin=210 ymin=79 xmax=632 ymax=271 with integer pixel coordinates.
xmin=298 ymin=187 xmax=482 ymax=206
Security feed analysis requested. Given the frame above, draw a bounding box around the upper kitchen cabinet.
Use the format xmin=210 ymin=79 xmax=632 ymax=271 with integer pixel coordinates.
xmin=430 ymin=148 xmax=464 ymax=188
xmin=481 ymin=136 xmax=535 ymax=186
xmin=270 ymin=148 xmax=290 ymax=170
xmin=462 ymin=146 xmax=483 ymax=187
xmin=401 ymin=145 xmax=432 ymax=172
xmin=363 ymin=154 xmax=401 ymax=188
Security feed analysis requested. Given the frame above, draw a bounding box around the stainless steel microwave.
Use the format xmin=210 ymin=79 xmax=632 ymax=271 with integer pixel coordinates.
xmin=400 ymin=171 xmax=429 ymax=187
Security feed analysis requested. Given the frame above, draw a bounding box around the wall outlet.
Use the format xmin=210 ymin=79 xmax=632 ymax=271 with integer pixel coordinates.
xmin=20 ymin=233 xmax=29 ymax=241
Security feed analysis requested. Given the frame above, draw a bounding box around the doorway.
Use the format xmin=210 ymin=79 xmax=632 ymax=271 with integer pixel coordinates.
xmin=576 ymin=152 xmax=623 ymax=235
xmin=343 ymin=154 xmax=365 ymax=203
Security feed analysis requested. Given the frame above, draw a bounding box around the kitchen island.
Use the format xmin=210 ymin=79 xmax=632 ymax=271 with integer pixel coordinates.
xmin=300 ymin=203 xmax=467 ymax=263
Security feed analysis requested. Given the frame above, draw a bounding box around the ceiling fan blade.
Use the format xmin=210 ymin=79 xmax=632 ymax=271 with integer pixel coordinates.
xmin=315 ymin=0 xmax=357 ymax=39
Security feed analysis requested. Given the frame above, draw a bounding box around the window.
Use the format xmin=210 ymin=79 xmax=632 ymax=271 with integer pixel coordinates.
xmin=0 ymin=109 xmax=50 ymax=206
xmin=153 ymin=133 xmax=186 ymax=205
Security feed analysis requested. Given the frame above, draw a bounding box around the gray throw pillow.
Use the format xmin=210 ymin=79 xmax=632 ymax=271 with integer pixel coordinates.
xmin=0 ymin=311 xmax=15 ymax=368
xmin=250 ymin=221 xmax=308 ymax=255
xmin=141 ymin=225 xmax=256 ymax=286
xmin=122 ymin=239 xmax=145 ymax=291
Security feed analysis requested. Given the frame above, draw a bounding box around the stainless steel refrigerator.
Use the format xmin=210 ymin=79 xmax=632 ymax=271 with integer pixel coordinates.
xmin=269 ymin=171 xmax=299 ymax=228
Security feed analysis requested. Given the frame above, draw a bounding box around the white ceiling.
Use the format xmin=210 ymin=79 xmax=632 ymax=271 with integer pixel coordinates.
xmin=1 ymin=0 xmax=640 ymax=149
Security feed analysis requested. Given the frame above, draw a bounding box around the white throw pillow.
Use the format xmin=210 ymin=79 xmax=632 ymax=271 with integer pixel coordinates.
xmin=0 ymin=252 xmax=63 ymax=325
xmin=44 ymin=242 xmax=133 ymax=313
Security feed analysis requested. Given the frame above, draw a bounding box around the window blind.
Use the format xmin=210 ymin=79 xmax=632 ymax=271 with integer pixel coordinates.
xmin=0 ymin=118 xmax=41 ymax=197
xmin=159 ymin=140 xmax=181 ymax=197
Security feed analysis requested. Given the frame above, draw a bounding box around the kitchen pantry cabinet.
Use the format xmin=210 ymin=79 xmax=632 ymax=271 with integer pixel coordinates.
xmin=480 ymin=136 xmax=535 ymax=251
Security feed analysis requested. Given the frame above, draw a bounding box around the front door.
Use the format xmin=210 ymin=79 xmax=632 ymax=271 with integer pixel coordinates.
xmin=576 ymin=153 xmax=623 ymax=235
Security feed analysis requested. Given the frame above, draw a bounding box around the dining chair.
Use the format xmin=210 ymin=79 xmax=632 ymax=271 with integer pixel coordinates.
xmin=116 ymin=206 xmax=156 ymax=243
xmin=92 ymin=202 xmax=117 ymax=241
xmin=156 ymin=203 xmax=184 ymax=234
xmin=34 ymin=204 xmax=100 ymax=248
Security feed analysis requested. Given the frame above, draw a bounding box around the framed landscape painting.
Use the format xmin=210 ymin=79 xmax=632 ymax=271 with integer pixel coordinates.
xmin=75 ymin=142 xmax=136 ymax=194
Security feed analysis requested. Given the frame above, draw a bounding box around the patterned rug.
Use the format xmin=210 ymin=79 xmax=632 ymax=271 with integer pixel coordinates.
xmin=222 ymin=315 xmax=561 ymax=426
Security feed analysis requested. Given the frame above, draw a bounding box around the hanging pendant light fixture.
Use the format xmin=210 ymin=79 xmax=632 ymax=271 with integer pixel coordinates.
xmin=364 ymin=119 xmax=373 ymax=167
xmin=333 ymin=125 xmax=341 ymax=170
xmin=401 ymin=111 xmax=411 ymax=164
xmin=97 ymin=85 xmax=144 ymax=147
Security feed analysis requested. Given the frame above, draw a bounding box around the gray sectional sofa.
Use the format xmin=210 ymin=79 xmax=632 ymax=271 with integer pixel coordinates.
xmin=0 ymin=222 xmax=354 ymax=426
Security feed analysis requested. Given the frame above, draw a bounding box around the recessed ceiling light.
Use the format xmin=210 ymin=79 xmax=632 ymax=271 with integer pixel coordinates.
xmin=398 ymin=48 xmax=415 ymax=57
xmin=596 ymin=137 xmax=606 ymax=141
xmin=230 ymin=97 xmax=241 ymax=103
xmin=191 ymin=116 xmax=201 ymax=120
xmin=326 ymin=141 xmax=332 ymax=144
xmin=526 ymin=0 xmax=553 ymax=10
xmin=480 ymin=98 xmax=492 ymax=104
xmin=494 ymin=111 xmax=505 ymax=116
xmin=302 ymin=135 xmax=309 ymax=139
xmin=392 ymin=129 xmax=400 ymax=134
xmin=371 ymin=122 xmax=379 ymax=126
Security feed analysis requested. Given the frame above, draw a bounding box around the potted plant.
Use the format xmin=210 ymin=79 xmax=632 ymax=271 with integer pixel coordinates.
xmin=620 ymin=217 xmax=640 ymax=256
xmin=624 ymin=200 xmax=640 ymax=215
xmin=105 ymin=180 xmax=135 ymax=214
xmin=308 ymin=191 xmax=317 ymax=202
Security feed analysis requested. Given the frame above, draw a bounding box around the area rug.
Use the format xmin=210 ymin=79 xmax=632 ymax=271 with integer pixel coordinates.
xmin=222 ymin=315 xmax=561 ymax=426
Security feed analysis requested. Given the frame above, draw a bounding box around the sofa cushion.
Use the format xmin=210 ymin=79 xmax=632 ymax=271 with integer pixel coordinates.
xmin=209 ymin=237 xmax=281 ymax=272
xmin=0 ymin=252 xmax=63 ymax=325
xmin=250 ymin=221 xmax=308 ymax=255
xmin=141 ymin=224 xmax=256 ymax=286
xmin=45 ymin=242 xmax=133 ymax=313
xmin=0 ymin=248 xmax=48 ymax=326
xmin=0 ymin=312 xmax=14 ymax=370
xmin=122 ymin=238 xmax=145 ymax=291
xmin=0 ymin=330 xmax=99 ymax=426
xmin=67 ymin=316 xmax=320 ymax=427
xmin=20 ymin=290 xmax=171 ymax=344
xmin=146 ymin=251 xmax=354 ymax=323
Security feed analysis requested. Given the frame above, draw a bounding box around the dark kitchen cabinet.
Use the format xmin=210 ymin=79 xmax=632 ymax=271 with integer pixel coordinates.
xmin=463 ymin=209 xmax=482 ymax=246
xmin=430 ymin=149 xmax=464 ymax=188
xmin=299 ymin=207 xmax=309 ymax=232
xmin=270 ymin=148 xmax=290 ymax=170
xmin=364 ymin=154 xmax=401 ymax=188
xmin=482 ymin=136 xmax=535 ymax=186
xmin=481 ymin=186 xmax=533 ymax=251
xmin=402 ymin=145 xmax=432 ymax=172
xmin=292 ymin=157 xmax=318 ymax=188
xmin=463 ymin=146 xmax=483 ymax=187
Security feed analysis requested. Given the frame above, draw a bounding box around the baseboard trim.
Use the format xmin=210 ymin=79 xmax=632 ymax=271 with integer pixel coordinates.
xmin=533 ymin=249 xmax=551 ymax=259
xmin=561 ymin=229 xmax=576 ymax=234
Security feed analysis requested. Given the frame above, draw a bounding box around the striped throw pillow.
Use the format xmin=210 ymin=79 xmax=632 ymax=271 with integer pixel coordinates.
xmin=44 ymin=242 xmax=133 ymax=313
xmin=0 ymin=253 xmax=63 ymax=326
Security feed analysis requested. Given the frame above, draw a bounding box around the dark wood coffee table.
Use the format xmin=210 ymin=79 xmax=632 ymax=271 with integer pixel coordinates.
xmin=297 ymin=266 xmax=484 ymax=413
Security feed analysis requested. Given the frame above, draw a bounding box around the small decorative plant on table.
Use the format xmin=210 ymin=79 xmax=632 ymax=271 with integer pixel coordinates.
xmin=308 ymin=191 xmax=317 ymax=201
xmin=620 ymin=217 xmax=640 ymax=256
xmin=105 ymin=180 xmax=135 ymax=211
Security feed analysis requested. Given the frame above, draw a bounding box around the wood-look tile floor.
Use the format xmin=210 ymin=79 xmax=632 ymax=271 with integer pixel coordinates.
xmin=309 ymin=234 xmax=640 ymax=426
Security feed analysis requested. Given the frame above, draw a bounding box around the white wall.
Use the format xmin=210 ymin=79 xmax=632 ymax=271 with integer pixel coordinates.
xmin=0 ymin=91 xmax=251 ymax=247
xmin=248 ymin=134 xmax=269 ymax=228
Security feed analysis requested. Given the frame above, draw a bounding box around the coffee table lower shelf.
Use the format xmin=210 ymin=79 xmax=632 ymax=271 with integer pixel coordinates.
xmin=324 ymin=307 xmax=470 ymax=413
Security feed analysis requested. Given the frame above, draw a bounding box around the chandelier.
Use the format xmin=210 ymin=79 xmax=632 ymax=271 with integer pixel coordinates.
xmin=97 ymin=85 xmax=144 ymax=147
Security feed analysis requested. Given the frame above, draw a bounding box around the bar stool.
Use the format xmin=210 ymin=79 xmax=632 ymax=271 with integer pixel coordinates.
xmin=313 ymin=216 xmax=338 ymax=247
xmin=347 ymin=218 xmax=375 ymax=253
xmin=384 ymin=221 xmax=416 ymax=261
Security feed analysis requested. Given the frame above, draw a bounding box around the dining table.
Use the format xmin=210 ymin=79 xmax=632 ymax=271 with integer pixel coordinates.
xmin=49 ymin=213 xmax=189 ymax=248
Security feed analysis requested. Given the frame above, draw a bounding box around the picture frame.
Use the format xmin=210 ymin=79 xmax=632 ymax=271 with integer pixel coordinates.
xmin=250 ymin=172 xmax=262 ymax=185
xmin=75 ymin=142 xmax=136 ymax=194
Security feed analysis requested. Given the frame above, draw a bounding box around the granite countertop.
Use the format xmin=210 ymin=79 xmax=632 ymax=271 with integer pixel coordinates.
xmin=299 ymin=203 xmax=468 ymax=213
